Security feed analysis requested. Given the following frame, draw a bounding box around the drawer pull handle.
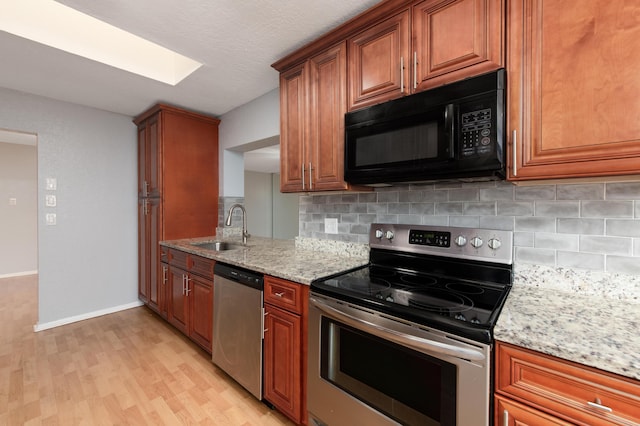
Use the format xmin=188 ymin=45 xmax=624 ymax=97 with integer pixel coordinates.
xmin=503 ymin=410 xmax=508 ymax=426
xmin=274 ymin=292 xmax=285 ymax=297
xmin=587 ymin=398 xmax=612 ymax=413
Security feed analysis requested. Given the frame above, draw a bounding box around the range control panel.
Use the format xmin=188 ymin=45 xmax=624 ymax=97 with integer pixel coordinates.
xmin=370 ymin=223 xmax=513 ymax=265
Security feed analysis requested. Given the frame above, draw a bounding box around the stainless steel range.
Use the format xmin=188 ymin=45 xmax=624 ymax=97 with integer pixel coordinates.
xmin=308 ymin=224 xmax=513 ymax=426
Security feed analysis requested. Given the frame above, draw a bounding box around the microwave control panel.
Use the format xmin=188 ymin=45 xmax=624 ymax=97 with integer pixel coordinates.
xmin=461 ymin=108 xmax=493 ymax=158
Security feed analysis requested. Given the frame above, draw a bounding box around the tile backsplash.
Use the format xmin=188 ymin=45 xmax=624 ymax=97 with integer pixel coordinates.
xmin=299 ymin=181 xmax=640 ymax=275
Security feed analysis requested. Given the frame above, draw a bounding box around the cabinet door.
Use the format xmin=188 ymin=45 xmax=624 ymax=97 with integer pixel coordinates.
xmin=137 ymin=114 xmax=161 ymax=198
xmin=280 ymin=64 xmax=307 ymax=193
xmin=308 ymin=42 xmax=348 ymax=191
xmin=263 ymin=304 xmax=302 ymax=424
xmin=138 ymin=197 xmax=162 ymax=306
xmin=137 ymin=199 xmax=149 ymax=303
xmin=348 ymin=9 xmax=411 ymax=111
xmin=413 ymin=0 xmax=504 ymax=91
xmin=508 ymin=0 xmax=640 ymax=180
xmin=189 ymin=275 xmax=213 ymax=353
xmin=495 ymin=395 xmax=573 ymax=426
xmin=167 ymin=267 xmax=189 ymax=335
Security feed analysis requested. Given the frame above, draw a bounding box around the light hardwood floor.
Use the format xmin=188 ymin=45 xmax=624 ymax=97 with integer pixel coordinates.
xmin=0 ymin=275 xmax=295 ymax=425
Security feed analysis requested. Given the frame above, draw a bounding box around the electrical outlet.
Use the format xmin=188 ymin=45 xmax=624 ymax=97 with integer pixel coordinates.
xmin=325 ymin=218 xmax=338 ymax=234
xmin=45 ymin=213 xmax=56 ymax=225
xmin=46 ymin=177 xmax=57 ymax=190
xmin=9 ymin=197 xmax=17 ymax=206
xmin=45 ymin=194 xmax=57 ymax=207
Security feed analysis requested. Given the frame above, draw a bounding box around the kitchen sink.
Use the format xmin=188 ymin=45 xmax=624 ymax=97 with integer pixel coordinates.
xmin=191 ymin=241 xmax=244 ymax=251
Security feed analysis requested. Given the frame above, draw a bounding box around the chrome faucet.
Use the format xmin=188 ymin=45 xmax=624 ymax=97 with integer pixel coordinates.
xmin=225 ymin=203 xmax=250 ymax=245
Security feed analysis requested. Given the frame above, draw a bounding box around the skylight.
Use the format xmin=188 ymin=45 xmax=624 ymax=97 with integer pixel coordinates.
xmin=1 ymin=0 xmax=202 ymax=85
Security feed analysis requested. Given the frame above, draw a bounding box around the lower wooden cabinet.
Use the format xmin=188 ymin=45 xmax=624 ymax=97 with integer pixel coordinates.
xmin=495 ymin=341 xmax=640 ymax=426
xmin=162 ymin=248 xmax=214 ymax=353
xmin=263 ymin=275 xmax=308 ymax=425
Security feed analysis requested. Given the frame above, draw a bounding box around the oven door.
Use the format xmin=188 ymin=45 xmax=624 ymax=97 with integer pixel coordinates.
xmin=308 ymin=293 xmax=491 ymax=426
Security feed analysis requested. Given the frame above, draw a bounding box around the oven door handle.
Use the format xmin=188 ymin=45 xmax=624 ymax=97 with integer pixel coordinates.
xmin=310 ymin=297 xmax=486 ymax=362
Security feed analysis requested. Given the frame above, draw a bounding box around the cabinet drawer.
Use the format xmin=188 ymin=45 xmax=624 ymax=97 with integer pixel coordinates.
xmin=495 ymin=341 xmax=640 ymax=426
xmin=189 ymin=254 xmax=214 ymax=279
xmin=264 ymin=276 xmax=303 ymax=314
xmin=160 ymin=246 xmax=169 ymax=263
xmin=168 ymin=248 xmax=189 ymax=270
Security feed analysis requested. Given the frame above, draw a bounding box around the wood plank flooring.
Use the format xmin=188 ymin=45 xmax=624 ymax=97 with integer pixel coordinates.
xmin=0 ymin=275 xmax=295 ymax=425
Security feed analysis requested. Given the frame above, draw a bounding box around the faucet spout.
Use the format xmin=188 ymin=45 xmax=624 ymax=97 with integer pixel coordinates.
xmin=225 ymin=203 xmax=250 ymax=245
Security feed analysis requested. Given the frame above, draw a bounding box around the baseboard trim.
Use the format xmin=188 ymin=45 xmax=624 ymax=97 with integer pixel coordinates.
xmin=0 ymin=270 xmax=38 ymax=279
xmin=33 ymin=300 xmax=145 ymax=332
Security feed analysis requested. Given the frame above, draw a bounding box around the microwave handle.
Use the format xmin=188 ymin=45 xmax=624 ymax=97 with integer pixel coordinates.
xmin=445 ymin=103 xmax=455 ymax=158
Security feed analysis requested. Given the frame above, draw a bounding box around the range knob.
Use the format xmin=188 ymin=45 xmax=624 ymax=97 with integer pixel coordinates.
xmin=385 ymin=230 xmax=395 ymax=241
xmin=470 ymin=236 xmax=483 ymax=248
xmin=375 ymin=229 xmax=384 ymax=239
xmin=454 ymin=235 xmax=467 ymax=246
xmin=488 ymin=238 xmax=502 ymax=250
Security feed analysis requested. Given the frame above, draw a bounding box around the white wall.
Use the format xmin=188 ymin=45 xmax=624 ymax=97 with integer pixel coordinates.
xmin=0 ymin=87 xmax=138 ymax=328
xmin=219 ymin=88 xmax=279 ymax=197
xmin=0 ymin=141 xmax=37 ymax=276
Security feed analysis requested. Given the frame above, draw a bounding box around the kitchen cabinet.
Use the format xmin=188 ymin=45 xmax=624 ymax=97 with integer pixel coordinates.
xmin=134 ymin=104 xmax=219 ymax=317
xmin=164 ymin=248 xmax=215 ymax=353
xmin=280 ymin=42 xmax=362 ymax=193
xmin=348 ymin=0 xmax=504 ymax=111
xmin=507 ymin=0 xmax=640 ymax=181
xmin=495 ymin=341 xmax=640 ymax=426
xmin=263 ymin=276 xmax=308 ymax=425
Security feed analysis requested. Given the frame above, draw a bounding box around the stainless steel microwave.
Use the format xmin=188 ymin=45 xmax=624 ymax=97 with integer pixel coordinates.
xmin=344 ymin=69 xmax=506 ymax=185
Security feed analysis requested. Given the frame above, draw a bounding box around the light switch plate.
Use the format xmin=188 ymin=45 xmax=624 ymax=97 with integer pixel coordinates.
xmin=325 ymin=218 xmax=338 ymax=234
xmin=9 ymin=197 xmax=17 ymax=206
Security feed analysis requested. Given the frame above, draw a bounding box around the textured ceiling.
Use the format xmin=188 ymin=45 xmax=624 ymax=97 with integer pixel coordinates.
xmin=0 ymin=0 xmax=380 ymax=118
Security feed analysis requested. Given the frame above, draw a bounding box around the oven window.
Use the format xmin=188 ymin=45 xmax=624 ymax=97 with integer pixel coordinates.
xmin=320 ymin=317 xmax=456 ymax=426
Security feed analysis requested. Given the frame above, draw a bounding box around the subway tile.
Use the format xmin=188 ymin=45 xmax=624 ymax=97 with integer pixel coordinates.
xmin=605 ymin=182 xmax=640 ymax=199
xmin=557 ymin=251 xmax=605 ymax=270
xmin=463 ymin=202 xmax=496 ymax=216
xmin=388 ymin=203 xmax=411 ymax=214
xmin=410 ymin=202 xmax=435 ymax=215
xmin=435 ymin=202 xmax=463 ymax=215
xmin=515 ymin=247 xmax=556 ymax=267
xmin=534 ymin=201 xmax=580 ymax=217
xmin=636 ymin=201 xmax=640 ymax=218
xmin=480 ymin=216 xmax=514 ymax=231
xmin=513 ymin=232 xmax=534 ymax=247
xmin=448 ymin=188 xmax=480 ymax=201
xmin=580 ymin=236 xmax=632 ymax=255
xmin=334 ymin=204 xmax=350 ymax=213
xmin=514 ymin=217 xmax=556 ymax=232
xmin=341 ymin=194 xmax=359 ymax=203
xmin=377 ymin=214 xmax=399 ymax=223
xmin=327 ymin=194 xmax=343 ymax=204
xmin=606 ymin=219 xmax=640 ymax=238
xmin=358 ymin=193 xmax=377 ymax=203
xmin=399 ymin=190 xmax=429 ymax=203
xmin=497 ymin=201 xmax=534 ymax=216
xmin=557 ymin=218 xmax=604 ymax=235
xmin=556 ymin=183 xmax=604 ymax=200
xmin=367 ymin=203 xmax=387 ymax=214
xmin=422 ymin=216 xmax=450 ymax=226
xmin=349 ymin=203 xmax=368 ymax=214
xmin=357 ymin=213 xmax=377 ymax=224
xmin=535 ymin=233 xmax=579 ymax=251
xmin=515 ymin=185 xmax=556 ymax=200
xmin=311 ymin=195 xmax=329 ymax=204
xmin=377 ymin=191 xmax=399 ymax=203
xmin=396 ymin=214 xmax=422 ymax=225
xmin=450 ymin=216 xmax=479 ymax=227
xmin=581 ymin=201 xmax=634 ymax=218
xmin=434 ymin=182 xmax=463 ymax=190
xmin=340 ymin=213 xmax=358 ymax=224
xmin=480 ymin=186 xmax=514 ymax=201
xmin=606 ymin=255 xmax=640 ymax=275
xmin=421 ymin=189 xmax=449 ymax=202
xmin=634 ymin=238 xmax=640 ymax=256
xmin=349 ymin=223 xmax=369 ymax=235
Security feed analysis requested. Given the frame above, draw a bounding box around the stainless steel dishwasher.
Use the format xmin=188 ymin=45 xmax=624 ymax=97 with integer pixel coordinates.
xmin=212 ymin=262 xmax=264 ymax=400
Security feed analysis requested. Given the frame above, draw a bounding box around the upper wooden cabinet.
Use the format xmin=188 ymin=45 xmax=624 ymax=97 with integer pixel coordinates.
xmin=413 ymin=0 xmax=504 ymax=91
xmin=280 ymin=42 xmax=357 ymax=192
xmin=348 ymin=10 xmax=411 ymax=110
xmin=348 ymin=0 xmax=504 ymax=111
xmin=507 ymin=0 xmax=640 ymax=180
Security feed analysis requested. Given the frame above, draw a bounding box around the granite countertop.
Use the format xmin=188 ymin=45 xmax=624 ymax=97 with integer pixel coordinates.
xmin=495 ymin=265 xmax=640 ymax=382
xmin=160 ymin=235 xmax=369 ymax=284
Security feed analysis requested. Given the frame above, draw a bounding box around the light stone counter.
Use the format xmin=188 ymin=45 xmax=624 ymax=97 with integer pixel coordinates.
xmin=495 ymin=264 xmax=640 ymax=381
xmin=160 ymin=235 xmax=369 ymax=284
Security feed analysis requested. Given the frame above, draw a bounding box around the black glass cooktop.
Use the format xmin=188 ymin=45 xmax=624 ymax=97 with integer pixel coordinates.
xmin=311 ymin=259 xmax=512 ymax=344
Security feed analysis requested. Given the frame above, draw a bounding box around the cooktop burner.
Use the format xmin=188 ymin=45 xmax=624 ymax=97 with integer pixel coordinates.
xmin=311 ymin=224 xmax=514 ymax=343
